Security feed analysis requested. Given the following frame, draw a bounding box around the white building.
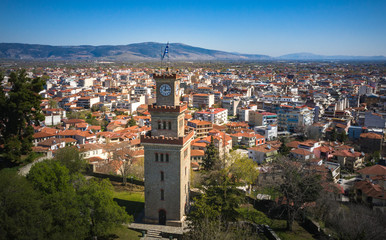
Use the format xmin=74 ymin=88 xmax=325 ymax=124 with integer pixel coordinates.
xmin=195 ymin=108 xmax=228 ymax=125
xmin=254 ymin=125 xmax=278 ymax=141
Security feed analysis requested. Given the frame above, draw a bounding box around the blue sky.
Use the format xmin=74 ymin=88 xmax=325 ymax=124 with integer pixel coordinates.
xmin=1 ymin=0 xmax=385 ymax=56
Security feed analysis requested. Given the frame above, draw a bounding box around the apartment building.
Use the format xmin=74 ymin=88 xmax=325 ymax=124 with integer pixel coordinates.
xmin=187 ymin=119 xmax=213 ymax=138
xmin=249 ymin=111 xmax=277 ymax=126
xmin=192 ymin=93 xmax=214 ymax=108
xmin=195 ymin=108 xmax=228 ymax=125
xmin=76 ymin=96 xmax=100 ymax=109
xmin=277 ymin=105 xmax=313 ymax=132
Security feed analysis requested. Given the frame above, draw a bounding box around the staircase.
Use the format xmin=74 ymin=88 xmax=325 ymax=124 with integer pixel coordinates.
xmin=143 ymin=229 xmax=162 ymax=239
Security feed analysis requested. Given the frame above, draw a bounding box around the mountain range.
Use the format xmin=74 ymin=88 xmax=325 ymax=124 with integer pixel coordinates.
xmin=0 ymin=42 xmax=384 ymax=61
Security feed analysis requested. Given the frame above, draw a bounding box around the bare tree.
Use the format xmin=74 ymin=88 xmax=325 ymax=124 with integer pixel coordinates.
xmin=325 ymin=204 xmax=386 ymax=240
xmin=113 ymin=149 xmax=134 ymax=186
xmin=264 ymin=156 xmax=323 ymax=231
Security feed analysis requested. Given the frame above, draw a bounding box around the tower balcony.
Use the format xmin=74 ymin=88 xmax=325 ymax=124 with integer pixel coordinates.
xmin=141 ymin=130 xmax=194 ymax=145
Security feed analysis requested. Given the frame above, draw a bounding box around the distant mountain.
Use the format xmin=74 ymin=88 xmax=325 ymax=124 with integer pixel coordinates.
xmin=1 ymin=43 xmax=384 ymax=61
xmin=0 ymin=42 xmax=271 ymax=61
xmin=278 ymin=52 xmax=386 ymax=60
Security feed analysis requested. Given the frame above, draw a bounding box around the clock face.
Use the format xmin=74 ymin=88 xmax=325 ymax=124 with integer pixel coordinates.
xmin=159 ymin=84 xmax=171 ymax=96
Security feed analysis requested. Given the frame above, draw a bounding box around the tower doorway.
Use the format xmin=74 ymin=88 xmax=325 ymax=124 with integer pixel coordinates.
xmin=159 ymin=209 xmax=166 ymax=225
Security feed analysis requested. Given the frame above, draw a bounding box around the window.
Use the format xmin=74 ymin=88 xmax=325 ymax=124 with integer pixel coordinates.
xmin=161 ymin=189 xmax=164 ymax=200
xmin=185 ymin=167 xmax=187 ymax=176
xmin=168 ymin=121 xmax=172 ymax=130
xmin=161 ymin=171 xmax=164 ymax=181
xmin=158 ymin=121 xmax=161 ymax=129
xmin=160 ymin=153 xmax=164 ymax=162
xmin=184 ymin=148 xmax=188 ymax=158
xmin=165 ymin=154 xmax=169 ymax=162
xmin=163 ymin=121 xmax=167 ymax=129
xmin=155 ymin=153 xmax=159 ymax=161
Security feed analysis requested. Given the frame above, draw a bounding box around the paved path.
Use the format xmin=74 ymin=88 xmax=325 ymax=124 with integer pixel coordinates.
xmin=18 ymin=156 xmax=52 ymax=176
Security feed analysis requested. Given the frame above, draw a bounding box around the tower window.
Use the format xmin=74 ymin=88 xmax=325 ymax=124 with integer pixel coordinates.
xmin=165 ymin=154 xmax=169 ymax=162
xmin=161 ymin=171 xmax=164 ymax=181
xmin=155 ymin=153 xmax=159 ymax=162
xmin=160 ymin=153 xmax=164 ymax=162
xmin=161 ymin=189 xmax=164 ymax=200
xmin=168 ymin=121 xmax=172 ymax=130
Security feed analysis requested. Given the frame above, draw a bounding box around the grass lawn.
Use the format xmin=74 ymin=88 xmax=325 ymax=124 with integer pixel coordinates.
xmin=112 ymin=190 xmax=144 ymax=219
xmin=107 ymin=225 xmax=142 ymax=240
xmin=270 ymin=219 xmax=314 ymax=240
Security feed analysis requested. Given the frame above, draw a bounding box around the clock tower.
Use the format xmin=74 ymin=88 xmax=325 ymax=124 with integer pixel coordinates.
xmin=141 ymin=72 xmax=193 ymax=226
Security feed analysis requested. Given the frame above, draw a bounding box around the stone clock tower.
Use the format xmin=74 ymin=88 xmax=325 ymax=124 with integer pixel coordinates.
xmin=141 ymin=73 xmax=193 ymax=226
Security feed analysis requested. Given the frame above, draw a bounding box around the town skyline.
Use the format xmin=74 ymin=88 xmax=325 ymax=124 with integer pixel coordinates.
xmin=1 ymin=0 xmax=386 ymax=56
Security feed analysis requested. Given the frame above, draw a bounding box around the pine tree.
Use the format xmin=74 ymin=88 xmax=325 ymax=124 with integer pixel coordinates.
xmin=0 ymin=70 xmax=44 ymax=165
xmin=202 ymin=136 xmax=219 ymax=171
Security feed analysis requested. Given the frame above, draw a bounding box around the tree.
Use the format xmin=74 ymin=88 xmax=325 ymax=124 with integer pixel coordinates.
xmin=27 ymin=160 xmax=72 ymax=194
xmin=329 ymin=128 xmax=338 ymax=142
xmin=193 ymin=169 xmax=244 ymax=223
xmin=202 ymin=136 xmax=220 ymax=171
xmin=187 ymin=169 xmax=246 ymax=239
xmin=27 ymin=160 xmax=132 ymax=239
xmin=54 ymin=146 xmax=88 ymax=174
xmin=337 ymin=131 xmax=348 ymax=143
xmin=278 ymin=137 xmax=291 ymax=156
xmin=126 ymin=116 xmax=137 ymax=127
xmin=0 ymin=70 xmax=45 ymax=164
xmin=0 ymin=169 xmax=50 ymax=240
xmin=228 ymin=152 xmax=259 ymax=193
xmin=78 ymin=179 xmax=131 ymax=239
xmin=113 ymin=149 xmax=135 ymax=186
xmin=48 ymin=99 xmax=58 ymax=109
xmin=269 ymin=157 xmax=322 ymax=231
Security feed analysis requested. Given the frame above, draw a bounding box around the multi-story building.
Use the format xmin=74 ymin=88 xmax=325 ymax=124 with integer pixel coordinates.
xmin=277 ymin=105 xmax=313 ymax=132
xmin=187 ymin=120 xmax=213 ymax=138
xmin=248 ymin=144 xmax=279 ymax=164
xmin=222 ymin=95 xmax=240 ymax=116
xmin=76 ymin=96 xmax=99 ymax=109
xmin=195 ymin=108 xmax=228 ymax=125
xmin=249 ymin=111 xmax=277 ymax=126
xmin=192 ymin=93 xmax=214 ymax=108
xmin=254 ymin=125 xmax=278 ymax=141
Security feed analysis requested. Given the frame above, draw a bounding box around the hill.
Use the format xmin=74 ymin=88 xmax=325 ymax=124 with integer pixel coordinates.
xmin=0 ymin=42 xmax=271 ymax=61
